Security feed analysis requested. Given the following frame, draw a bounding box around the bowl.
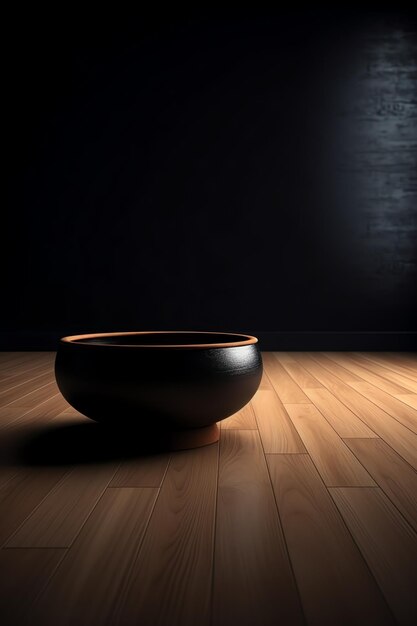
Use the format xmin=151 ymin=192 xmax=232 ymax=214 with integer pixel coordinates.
xmin=54 ymin=331 xmax=262 ymax=449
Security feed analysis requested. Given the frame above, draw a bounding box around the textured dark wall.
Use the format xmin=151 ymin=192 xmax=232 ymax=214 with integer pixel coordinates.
xmin=3 ymin=9 xmax=417 ymax=348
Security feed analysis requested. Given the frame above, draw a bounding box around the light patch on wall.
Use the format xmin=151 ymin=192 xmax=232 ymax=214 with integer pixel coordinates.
xmin=338 ymin=24 xmax=417 ymax=300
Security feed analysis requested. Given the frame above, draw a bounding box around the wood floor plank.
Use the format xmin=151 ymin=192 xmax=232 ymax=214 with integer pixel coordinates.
xmin=0 ymin=371 xmax=55 ymax=408
xmin=397 ymin=394 xmax=417 ymax=410
xmin=344 ymin=438 xmax=417 ymax=533
xmin=351 ymin=353 xmax=417 ymax=393
xmin=0 ymin=548 xmax=66 ymax=626
xmin=0 ymin=408 xmax=84 ymax=484
xmin=360 ymin=353 xmax=417 ymax=381
xmin=0 ymin=406 xmax=26 ymax=429
xmin=0 ymin=466 xmax=19 ymax=490
xmin=7 ymin=463 xmax=118 ymax=547
xmin=0 ymin=351 xmax=52 ymax=364
xmin=0 ymin=352 xmax=33 ymax=365
xmin=0 ymin=467 xmax=70 ymax=545
xmin=0 ymin=393 xmax=70 ymax=432
xmin=295 ymin=354 xmax=417 ymax=470
xmin=259 ymin=369 xmax=274 ymax=390
xmin=330 ymin=487 xmax=417 ymax=625
xmin=324 ymin=353 xmax=412 ymax=395
xmin=0 ymin=361 xmax=53 ymax=394
xmin=284 ymin=403 xmax=376 ymax=486
xmin=1 ymin=352 xmax=416 ymax=624
xmin=262 ymin=353 xmax=310 ymax=403
xmin=251 ymin=389 xmax=306 ymax=453
xmin=274 ymin=352 xmax=323 ymax=389
xmin=5 ymin=380 xmax=59 ymax=410
xmin=267 ymin=454 xmax=394 ymax=626
xmin=304 ymin=387 xmax=377 ymax=438
xmin=349 ymin=380 xmax=417 ymax=434
xmin=110 ymin=453 xmax=170 ymax=487
xmin=315 ymin=352 xmax=363 ymax=383
xmin=58 ymin=406 xmax=85 ymax=417
xmin=30 ymin=488 xmax=158 ymax=626
xmin=376 ymin=353 xmax=417 ymax=378
xmin=212 ymin=430 xmax=304 ymax=626
xmin=221 ymin=402 xmax=257 ymax=429
xmin=0 ymin=353 xmax=53 ymax=378
xmin=118 ymin=444 xmax=219 ymax=626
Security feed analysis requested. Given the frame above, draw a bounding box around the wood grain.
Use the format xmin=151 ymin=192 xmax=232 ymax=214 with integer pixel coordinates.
xmin=304 ymin=386 xmax=377 ymax=438
xmin=0 ymin=548 xmax=65 ymax=626
xmin=0 ymin=393 xmax=70 ymax=432
xmin=385 ymin=354 xmax=417 ymax=373
xmin=109 ymin=453 xmax=170 ymax=487
xmin=31 ymin=488 xmax=158 ymax=626
xmin=295 ymin=353 xmax=417 ymax=470
xmin=0 ymin=466 xmax=19 ymax=490
xmin=284 ymin=403 xmax=376 ymax=486
xmin=0 ymin=467 xmax=69 ymax=545
xmin=349 ymin=380 xmax=417 ymax=434
xmin=0 ymin=351 xmax=416 ymax=625
xmin=351 ymin=353 xmax=417 ymax=393
xmin=397 ymin=394 xmax=417 ymax=410
xmin=0 ymin=371 xmax=55 ymax=408
xmin=330 ymin=487 xmax=417 ymax=625
xmin=0 ymin=353 xmax=37 ymax=369
xmin=0 ymin=353 xmax=53 ymax=379
xmin=7 ymin=463 xmax=118 ymax=547
xmin=212 ymin=430 xmax=304 ymax=626
xmin=313 ymin=353 xmax=362 ymax=383
xmin=344 ymin=438 xmax=417 ymax=532
xmin=262 ymin=352 xmax=310 ymax=403
xmin=267 ymin=454 xmax=394 ymax=626
xmin=324 ymin=352 xmax=412 ymax=395
xmin=251 ymin=389 xmax=306 ymax=453
xmin=0 ymin=361 xmax=52 ymax=395
xmin=361 ymin=353 xmax=417 ymax=382
xmin=259 ymin=369 xmax=274 ymax=390
xmin=220 ymin=402 xmax=257 ymax=429
xmin=118 ymin=444 xmax=218 ymax=626
xmin=5 ymin=381 xmax=59 ymax=410
xmin=274 ymin=352 xmax=323 ymax=389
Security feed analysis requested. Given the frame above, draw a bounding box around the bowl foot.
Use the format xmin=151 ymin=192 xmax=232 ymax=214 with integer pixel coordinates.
xmin=167 ymin=423 xmax=219 ymax=450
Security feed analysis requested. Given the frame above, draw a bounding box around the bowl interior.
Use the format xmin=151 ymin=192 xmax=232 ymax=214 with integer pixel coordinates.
xmin=63 ymin=331 xmax=257 ymax=348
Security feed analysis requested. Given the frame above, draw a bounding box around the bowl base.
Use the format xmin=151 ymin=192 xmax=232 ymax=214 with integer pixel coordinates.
xmin=166 ymin=423 xmax=219 ymax=450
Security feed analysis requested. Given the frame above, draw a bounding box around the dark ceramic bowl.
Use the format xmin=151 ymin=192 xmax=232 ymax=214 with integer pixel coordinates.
xmin=55 ymin=331 xmax=262 ymax=448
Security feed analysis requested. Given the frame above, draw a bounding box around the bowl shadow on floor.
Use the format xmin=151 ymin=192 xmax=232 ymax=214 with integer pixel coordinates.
xmin=1 ymin=417 xmax=178 ymax=467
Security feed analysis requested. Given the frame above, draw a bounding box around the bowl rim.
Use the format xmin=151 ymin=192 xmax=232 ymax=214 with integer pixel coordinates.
xmin=60 ymin=330 xmax=258 ymax=349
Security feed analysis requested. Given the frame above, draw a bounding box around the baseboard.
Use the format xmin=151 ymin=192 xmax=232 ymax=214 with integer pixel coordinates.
xmin=0 ymin=330 xmax=416 ymax=351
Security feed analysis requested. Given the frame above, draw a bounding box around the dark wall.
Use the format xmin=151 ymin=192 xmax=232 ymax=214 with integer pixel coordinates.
xmin=3 ymin=9 xmax=417 ymax=349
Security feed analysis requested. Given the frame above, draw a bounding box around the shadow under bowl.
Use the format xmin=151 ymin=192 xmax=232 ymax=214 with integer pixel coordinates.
xmin=55 ymin=331 xmax=263 ymax=449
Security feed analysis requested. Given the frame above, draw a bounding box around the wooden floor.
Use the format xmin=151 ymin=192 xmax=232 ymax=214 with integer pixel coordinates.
xmin=0 ymin=352 xmax=416 ymax=625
